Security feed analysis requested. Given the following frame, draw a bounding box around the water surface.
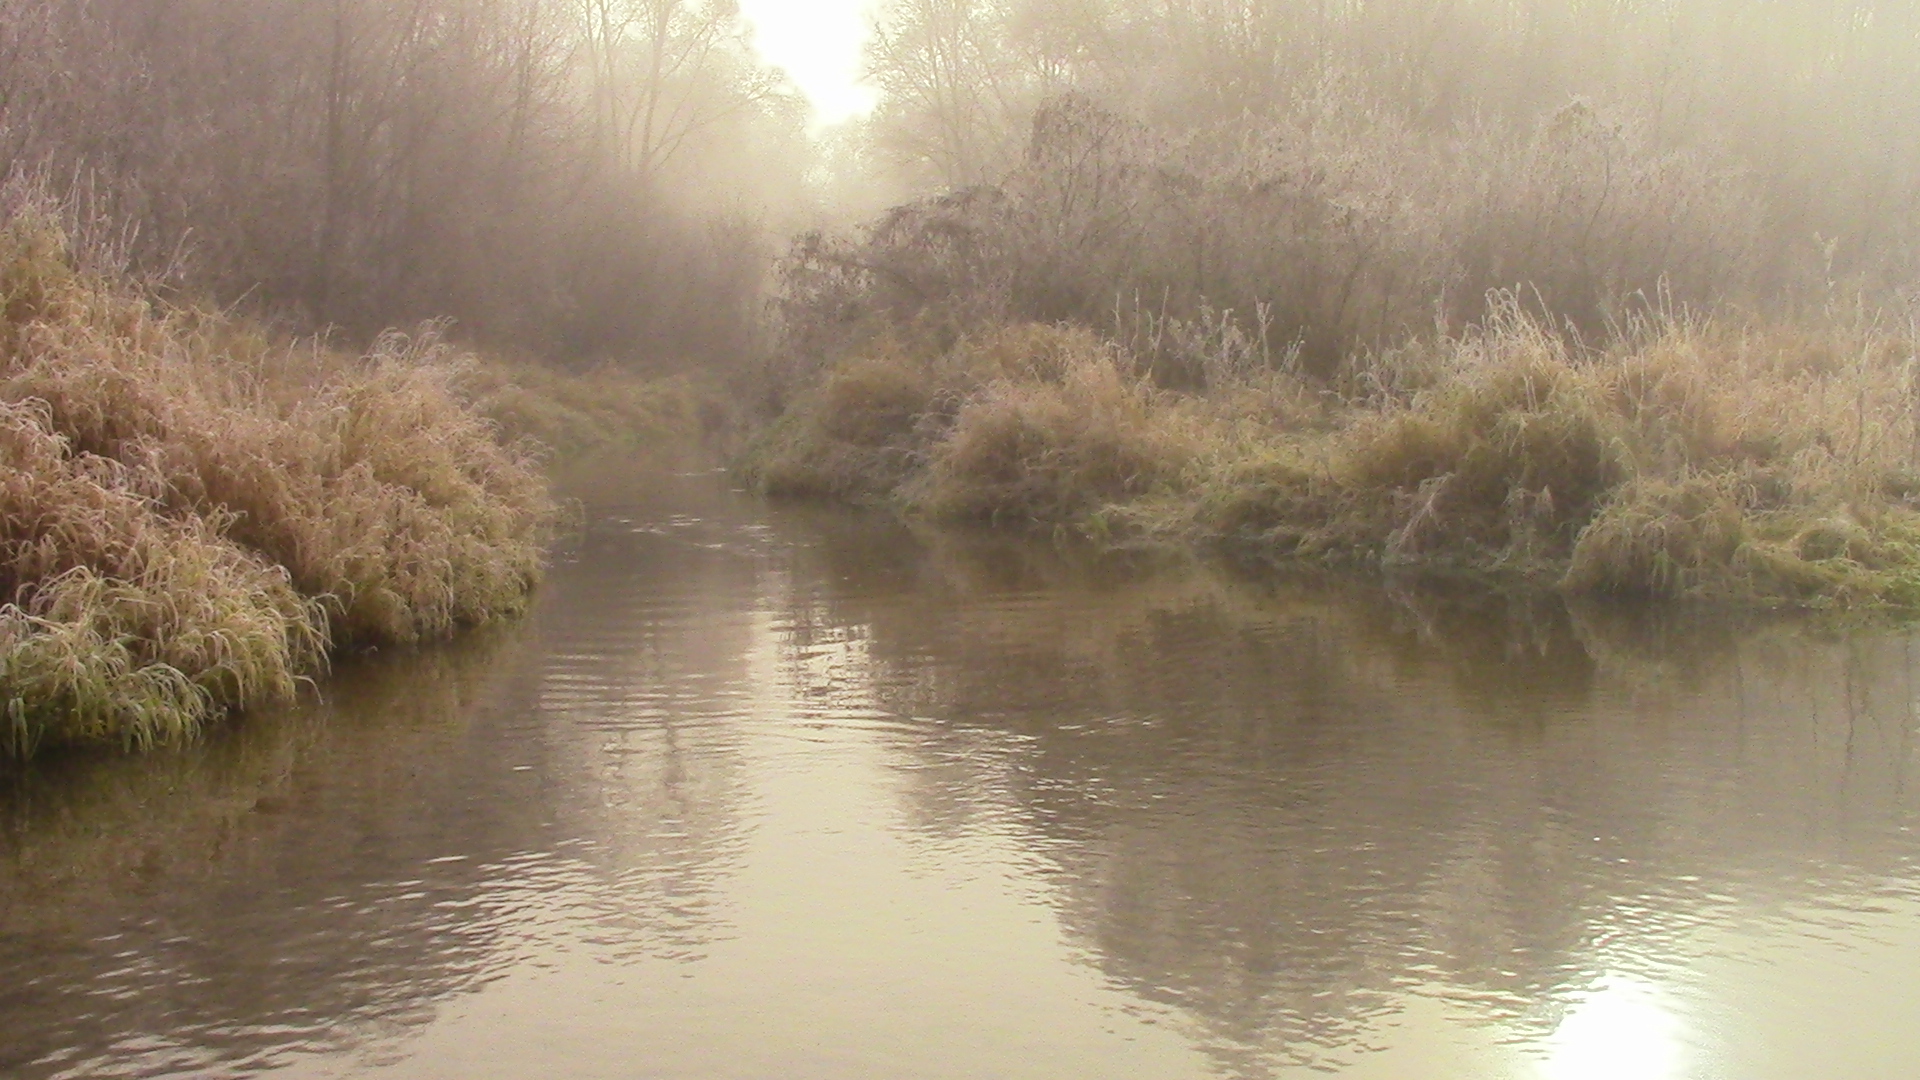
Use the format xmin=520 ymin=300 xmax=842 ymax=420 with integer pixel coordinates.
xmin=4 ymin=470 xmax=1919 ymax=1078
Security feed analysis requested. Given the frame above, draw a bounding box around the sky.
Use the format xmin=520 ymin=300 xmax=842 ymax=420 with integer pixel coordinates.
xmin=737 ymin=0 xmax=882 ymax=130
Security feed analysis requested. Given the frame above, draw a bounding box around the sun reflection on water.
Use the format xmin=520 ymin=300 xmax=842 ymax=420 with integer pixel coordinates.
xmin=1538 ymin=974 xmax=1687 ymax=1080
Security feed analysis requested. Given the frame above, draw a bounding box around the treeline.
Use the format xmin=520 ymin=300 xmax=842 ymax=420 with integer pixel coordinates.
xmin=799 ymin=0 xmax=1918 ymax=375
xmin=789 ymin=93 xmax=1765 ymax=379
xmin=861 ymin=0 xmax=1919 ymax=277
xmin=0 ymin=0 xmax=806 ymax=364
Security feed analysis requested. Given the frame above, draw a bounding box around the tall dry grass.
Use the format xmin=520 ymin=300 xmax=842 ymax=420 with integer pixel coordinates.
xmin=756 ymin=82 xmax=1920 ymax=610
xmin=0 ymin=209 xmax=577 ymax=756
xmin=743 ymin=300 xmax=1920 ymax=610
xmin=742 ymin=323 xmax=1206 ymax=521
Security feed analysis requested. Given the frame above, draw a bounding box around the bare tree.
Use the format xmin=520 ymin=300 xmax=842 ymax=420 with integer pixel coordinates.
xmin=578 ymin=0 xmax=786 ymax=185
xmin=0 ymin=0 xmax=803 ymax=367
xmin=864 ymin=0 xmax=1044 ymax=188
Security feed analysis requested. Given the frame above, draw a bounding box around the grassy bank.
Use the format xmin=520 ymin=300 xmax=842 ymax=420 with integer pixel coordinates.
xmin=741 ymin=305 xmax=1920 ymax=609
xmin=0 ymin=212 xmax=681 ymax=757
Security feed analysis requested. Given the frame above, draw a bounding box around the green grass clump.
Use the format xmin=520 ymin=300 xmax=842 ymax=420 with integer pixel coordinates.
xmin=0 ymin=210 xmax=592 ymax=755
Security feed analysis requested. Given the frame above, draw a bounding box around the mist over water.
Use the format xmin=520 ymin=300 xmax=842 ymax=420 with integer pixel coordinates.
xmin=4 ymin=469 xmax=1917 ymax=1079
xmin=5 ymin=1 xmax=1920 ymax=1073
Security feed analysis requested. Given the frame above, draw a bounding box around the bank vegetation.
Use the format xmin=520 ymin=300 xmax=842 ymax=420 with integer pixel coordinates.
xmin=9 ymin=0 xmax=1920 ymax=751
xmin=0 ymin=200 xmax=695 ymax=758
xmin=746 ymin=1 xmax=1920 ymax=611
xmin=0 ymin=0 xmax=784 ymax=756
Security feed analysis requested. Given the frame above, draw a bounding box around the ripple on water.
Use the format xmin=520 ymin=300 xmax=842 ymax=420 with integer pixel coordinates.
xmin=6 ymin=479 xmax=1920 ymax=1079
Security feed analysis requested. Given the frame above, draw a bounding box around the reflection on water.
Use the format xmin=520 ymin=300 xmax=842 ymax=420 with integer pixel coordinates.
xmin=1541 ymin=974 xmax=1685 ymax=1080
xmin=3 ymin=470 xmax=1918 ymax=1079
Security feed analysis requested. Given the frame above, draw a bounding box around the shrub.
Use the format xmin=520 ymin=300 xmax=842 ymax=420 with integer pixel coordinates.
xmin=773 ymin=93 xmax=1769 ymax=384
xmin=738 ymin=336 xmax=942 ymax=501
xmin=909 ymin=331 xmax=1199 ymax=523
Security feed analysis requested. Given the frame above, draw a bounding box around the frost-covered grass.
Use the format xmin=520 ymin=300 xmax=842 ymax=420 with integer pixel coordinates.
xmin=743 ymin=303 xmax=1920 ymax=610
xmin=0 ymin=209 xmax=680 ymax=756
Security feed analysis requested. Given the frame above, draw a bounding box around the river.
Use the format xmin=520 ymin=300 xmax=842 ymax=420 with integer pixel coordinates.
xmin=3 ymin=468 xmax=1918 ymax=1079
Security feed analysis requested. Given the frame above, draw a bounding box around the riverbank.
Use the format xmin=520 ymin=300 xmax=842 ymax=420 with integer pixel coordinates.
xmin=740 ymin=305 xmax=1920 ymax=610
xmin=0 ymin=212 xmax=688 ymax=757
xmin=9 ymin=462 xmax=1917 ymax=1080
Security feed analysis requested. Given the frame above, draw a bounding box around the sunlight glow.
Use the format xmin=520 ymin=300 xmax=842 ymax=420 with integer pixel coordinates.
xmin=738 ymin=0 xmax=881 ymax=130
xmin=1538 ymin=975 xmax=1687 ymax=1080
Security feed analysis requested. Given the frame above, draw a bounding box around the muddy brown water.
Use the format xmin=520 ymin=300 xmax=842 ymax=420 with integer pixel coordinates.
xmin=4 ymin=469 xmax=1919 ymax=1079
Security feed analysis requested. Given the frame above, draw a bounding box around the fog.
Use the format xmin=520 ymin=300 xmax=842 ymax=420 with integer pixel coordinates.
xmin=2 ymin=0 xmax=1913 ymax=370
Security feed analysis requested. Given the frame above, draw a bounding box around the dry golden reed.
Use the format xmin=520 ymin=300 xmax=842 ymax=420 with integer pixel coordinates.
xmin=744 ymin=299 xmax=1920 ymax=610
xmin=0 ymin=211 xmax=567 ymax=755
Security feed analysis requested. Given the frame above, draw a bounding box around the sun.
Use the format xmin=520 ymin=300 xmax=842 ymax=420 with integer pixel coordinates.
xmin=737 ymin=0 xmax=882 ymax=130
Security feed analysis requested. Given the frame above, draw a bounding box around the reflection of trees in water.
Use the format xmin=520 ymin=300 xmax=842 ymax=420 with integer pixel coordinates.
xmin=527 ymin=504 xmax=762 ymax=964
xmin=0 ymin=490 xmax=761 ymax=1079
xmin=14 ymin=485 xmax=1900 ymax=1080
xmin=777 ymin=523 xmax=1920 ymax=1076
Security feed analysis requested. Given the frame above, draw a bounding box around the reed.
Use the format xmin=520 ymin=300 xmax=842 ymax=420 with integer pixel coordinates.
xmin=0 ymin=208 xmax=653 ymax=755
xmin=745 ymin=301 xmax=1920 ymax=609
